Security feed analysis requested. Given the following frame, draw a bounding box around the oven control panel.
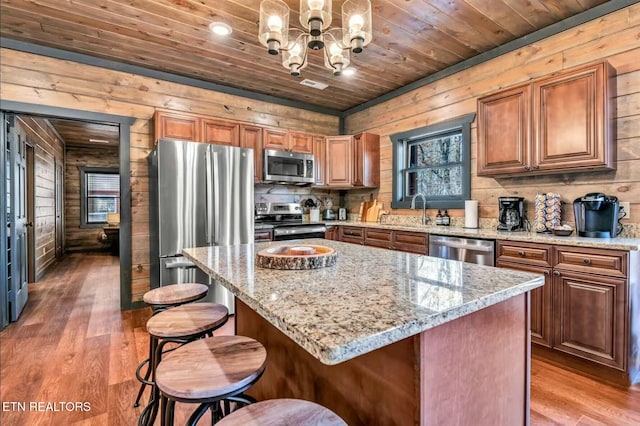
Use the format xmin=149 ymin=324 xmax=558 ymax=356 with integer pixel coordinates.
xmin=255 ymin=203 xmax=302 ymax=215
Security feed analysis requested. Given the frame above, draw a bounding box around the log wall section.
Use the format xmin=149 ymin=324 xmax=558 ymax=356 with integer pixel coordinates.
xmin=15 ymin=116 xmax=64 ymax=279
xmin=344 ymin=5 xmax=640 ymax=226
xmin=64 ymin=146 xmax=119 ymax=252
xmin=0 ymin=48 xmax=339 ymax=302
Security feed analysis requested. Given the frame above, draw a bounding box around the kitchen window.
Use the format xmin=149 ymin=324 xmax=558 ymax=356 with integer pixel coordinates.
xmin=79 ymin=167 xmax=120 ymax=228
xmin=390 ymin=113 xmax=475 ymax=210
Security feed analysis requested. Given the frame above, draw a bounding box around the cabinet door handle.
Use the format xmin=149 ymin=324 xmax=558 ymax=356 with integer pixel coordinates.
xmin=583 ymin=258 xmax=591 ymax=265
xmin=553 ymin=270 xmax=561 ymax=276
xmin=524 ymin=165 xmax=530 ymax=171
xmin=543 ymin=270 xmax=549 ymax=276
xmin=517 ymin=251 xmax=525 ymax=257
xmin=532 ymin=165 xmax=540 ymax=170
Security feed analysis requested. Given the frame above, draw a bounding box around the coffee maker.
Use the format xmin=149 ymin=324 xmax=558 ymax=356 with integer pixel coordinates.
xmin=573 ymin=193 xmax=619 ymax=238
xmin=498 ymin=197 xmax=526 ymax=231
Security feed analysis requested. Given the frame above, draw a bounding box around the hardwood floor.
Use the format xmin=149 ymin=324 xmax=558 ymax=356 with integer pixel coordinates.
xmin=1 ymin=253 xmax=639 ymax=425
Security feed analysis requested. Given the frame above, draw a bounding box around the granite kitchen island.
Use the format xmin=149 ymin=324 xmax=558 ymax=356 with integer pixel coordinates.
xmin=183 ymin=239 xmax=544 ymax=425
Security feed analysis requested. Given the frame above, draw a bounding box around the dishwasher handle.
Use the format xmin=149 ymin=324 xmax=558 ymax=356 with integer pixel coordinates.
xmin=429 ymin=239 xmax=494 ymax=252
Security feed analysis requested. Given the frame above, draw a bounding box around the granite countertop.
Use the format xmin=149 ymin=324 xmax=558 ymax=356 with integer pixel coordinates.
xmin=323 ymin=221 xmax=640 ymax=251
xmin=183 ymin=239 xmax=543 ymax=365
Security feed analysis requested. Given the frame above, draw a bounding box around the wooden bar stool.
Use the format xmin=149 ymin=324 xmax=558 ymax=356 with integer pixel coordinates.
xmin=138 ymin=303 xmax=229 ymax=426
xmin=216 ymin=399 xmax=347 ymax=426
xmin=155 ymin=335 xmax=267 ymax=426
xmin=142 ymin=283 xmax=209 ymax=314
xmin=135 ymin=283 xmax=209 ymax=408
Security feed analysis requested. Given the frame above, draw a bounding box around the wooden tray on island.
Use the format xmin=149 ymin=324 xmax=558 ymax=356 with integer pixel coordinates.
xmin=256 ymin=244 xmax=337 ymax=270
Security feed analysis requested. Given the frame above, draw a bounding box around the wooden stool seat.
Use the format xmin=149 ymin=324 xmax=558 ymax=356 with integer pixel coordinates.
xmin=156 ymin=336 xmax=267 ymax=402
xmin=216 ymin=399 xmax=347 ymax=425
xmin=146 ymin=303 xmax=228 ymax=339
xmin=143 ymin=283 xmax=208 ymax=306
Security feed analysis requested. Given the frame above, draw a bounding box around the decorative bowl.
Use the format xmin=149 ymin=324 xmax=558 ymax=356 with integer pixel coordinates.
xmin=553 ymin=228 xmax=573 ymax=236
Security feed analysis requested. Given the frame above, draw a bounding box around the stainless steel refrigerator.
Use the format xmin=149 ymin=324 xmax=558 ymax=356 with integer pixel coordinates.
xmin=148 ymin=138 xmax=254 ymax=314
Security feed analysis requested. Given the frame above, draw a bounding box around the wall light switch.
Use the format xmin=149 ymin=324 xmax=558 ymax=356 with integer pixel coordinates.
xmin=619 ymin=202 xmax=631 ymax=220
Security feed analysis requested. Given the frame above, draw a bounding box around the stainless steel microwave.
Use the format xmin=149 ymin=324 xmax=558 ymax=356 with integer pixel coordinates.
xmin=263 ymin=149 xmax=314 ymax=184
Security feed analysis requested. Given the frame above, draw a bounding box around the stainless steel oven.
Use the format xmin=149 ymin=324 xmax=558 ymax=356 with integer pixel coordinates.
xmin=255 ymin=202 xmax=326 ymax=241
xmin=263 ymin=149 xmax=314 ymax=184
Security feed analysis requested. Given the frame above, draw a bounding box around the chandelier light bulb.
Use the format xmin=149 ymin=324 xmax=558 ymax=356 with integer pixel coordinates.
xmin=307 ymin=0 xmax=324 ymax=10
xmin=349 ymin=14 xmax=364 ymax=32
xmin=329 ymin=42 xmax=343 ymax=57
xmin=267 ymin=15 xmax=283 ymax=31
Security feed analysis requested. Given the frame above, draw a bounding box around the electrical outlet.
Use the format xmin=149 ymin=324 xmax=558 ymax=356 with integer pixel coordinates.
xmin=619 ymin=202 xmax=631 ymax=220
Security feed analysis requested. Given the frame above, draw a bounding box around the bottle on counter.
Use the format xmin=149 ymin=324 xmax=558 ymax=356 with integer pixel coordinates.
xmin=436 ymin=209 xmax=443 ymax=225
xmin=442 ymin=209 xmax=450 ymax=226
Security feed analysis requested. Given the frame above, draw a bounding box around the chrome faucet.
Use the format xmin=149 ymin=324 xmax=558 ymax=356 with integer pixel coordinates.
xmin=410 ymin=193 xmax=428 ymax=225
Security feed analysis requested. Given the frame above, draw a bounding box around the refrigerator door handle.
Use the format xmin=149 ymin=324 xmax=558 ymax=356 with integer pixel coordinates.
xmin=212 ymin=150 xmax=221 ymax=246
xmin=205 ymin=149 xmax=214 ymax=245
xmin=164 ymin=259 xmax=197 ymax=269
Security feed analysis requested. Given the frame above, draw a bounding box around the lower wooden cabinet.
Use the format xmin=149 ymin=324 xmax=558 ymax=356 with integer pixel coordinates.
xmin=364 ymin=229 xmax=392 ymax=249
xmin=497 ymin=260 xmax=552 ymax=347
xmin=497 ymin=241 xmax=634 ymax=377
xmin=393 ymin=231 xmax=428 ymax=255
xmin=340 ymin=226 xmax=428 ymax=255
xmin=552 ymin=270 xmax=626 ymax=369
xmin=340 ymin=226 xmax=364 ymax=245
xmin=325 ymin=226 xmax=339 ymax=241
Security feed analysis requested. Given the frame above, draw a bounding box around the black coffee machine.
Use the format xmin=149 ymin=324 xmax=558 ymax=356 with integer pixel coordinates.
xmin=498 ymin=197 xmax=526 ymax=231
xmin=573 ymin=193 xmax=619 ymax=238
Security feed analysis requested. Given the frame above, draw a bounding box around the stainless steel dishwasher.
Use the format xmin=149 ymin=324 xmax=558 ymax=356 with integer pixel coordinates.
xmin=428 ymin=235 xmax=495 ymax=266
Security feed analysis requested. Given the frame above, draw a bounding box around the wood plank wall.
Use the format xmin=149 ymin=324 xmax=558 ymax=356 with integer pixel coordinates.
xmin=64 ymin=146 xmax=119 ymax=252
xmin=344 ymin=5 xmax=640 ymax=226
xmin=14 ymin=116 xmax=64 ymax=279
xmin=0 ymin=48 xmax=340 ymax=303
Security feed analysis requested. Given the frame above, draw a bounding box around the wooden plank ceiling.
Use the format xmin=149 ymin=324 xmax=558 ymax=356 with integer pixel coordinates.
xmin=47 ymin=118 xmax=119 ymax=148
xmin=0 ymin=0 xmax=609 ymax=111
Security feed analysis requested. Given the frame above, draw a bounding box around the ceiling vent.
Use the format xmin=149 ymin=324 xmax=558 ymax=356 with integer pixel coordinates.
xmin=300 ymin=79 xmax=328 ymax=90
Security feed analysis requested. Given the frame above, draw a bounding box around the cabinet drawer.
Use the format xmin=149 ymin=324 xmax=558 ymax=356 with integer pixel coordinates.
xmin=365 ymin=229 xmax=392 ymax=249
xmin=340 ymin=226 xmax=364 ymax=244
xmin=341 ymin=227 xmax=364 ymax=237
xmin=393 ymin=231 xmax=428 ymax=255
xmin=497 ymin=241 xmax=551 ymax=267
xmin=555 ymin=247 xmax=627 ymax=278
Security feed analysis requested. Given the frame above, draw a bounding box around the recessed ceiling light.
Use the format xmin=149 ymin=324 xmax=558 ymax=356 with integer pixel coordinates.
xmin=342 ymin=68 xmax=356 ymax=76
xmin=209 ymin=22 xmax=232 ymax=36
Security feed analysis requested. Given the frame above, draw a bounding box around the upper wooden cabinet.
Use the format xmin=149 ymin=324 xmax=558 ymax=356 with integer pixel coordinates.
xmin=325 ymin=136 xmax=353 ymax=187
xmin=289 ymin=132 xmax=314 ymax=154
xmin=477 ymin=61 xmax=616 ymax=177
xmin=201 ymin=118 xmax=239 ymax=146
xmin=313 ymin=136 xmax=326 ymax=186
xmin=155 ymin=111 xmax=200 ymax=142
xmin=263 ymin=129 xmax=313 ymax=154
xmin=353 ymin=132 xmax=380 ymax=188
xmin=324 ymin=132 xmax=380 ymax=188
xmin=240 ymin=125 xmax=263 ymax=183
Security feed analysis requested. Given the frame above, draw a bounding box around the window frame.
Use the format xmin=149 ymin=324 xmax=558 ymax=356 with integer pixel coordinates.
xmin=79 ymin=166 xmax=120 ymax=228
xmin=390 ymin=113 xmax=475 ymax=210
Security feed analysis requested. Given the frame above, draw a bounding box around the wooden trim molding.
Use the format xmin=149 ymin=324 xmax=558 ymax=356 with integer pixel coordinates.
xmin=0 ymin=100 xmax=138 ymax=310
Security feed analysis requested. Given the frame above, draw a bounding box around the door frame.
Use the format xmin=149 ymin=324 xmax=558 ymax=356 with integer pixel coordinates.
xmin=0 ymin=101 xmax=138 ymax=310
xmin=25 ymin=141 xmax=35 ymax=283
xmin=1 ymin=114 xmax=8 ymax=328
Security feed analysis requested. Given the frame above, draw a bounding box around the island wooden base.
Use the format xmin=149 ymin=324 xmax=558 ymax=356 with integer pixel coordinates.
xmin=236 ymin=294 xmax=530 ymax=426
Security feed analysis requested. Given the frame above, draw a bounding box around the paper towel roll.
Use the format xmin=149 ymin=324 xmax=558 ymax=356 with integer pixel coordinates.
xmin=465 ymin=200 xmax=479 ymax=228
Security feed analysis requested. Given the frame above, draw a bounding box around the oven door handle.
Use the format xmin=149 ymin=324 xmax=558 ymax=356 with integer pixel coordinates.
xmin=273 ymin=226 xmax=327 ymax=236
